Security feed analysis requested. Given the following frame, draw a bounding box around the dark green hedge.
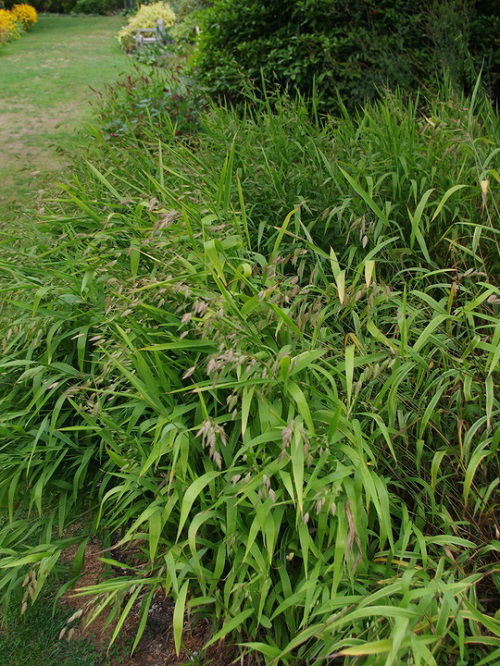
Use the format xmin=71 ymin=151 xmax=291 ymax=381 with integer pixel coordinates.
xmin=194 ymin=0 xmax=499 ymax=108
xmin=21 ymin=0 xmax=122 ymax=14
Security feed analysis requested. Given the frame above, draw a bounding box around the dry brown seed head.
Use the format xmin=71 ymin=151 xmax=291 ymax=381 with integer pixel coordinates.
xmin=193 ymin=300 xmax=209 ymax=315
xmin=67 ymin=609 xmax=84 ymax=625
xmin=281 ymin=425 xmax=293 ymax=448
xmin=207 ymin=358 xmax=218 ymax=374
xmin=226 ymin=393 xmax=238 ymax=410
xmin=316 ymin=497 xmax=326 ymax=514
xmin=213 ymin=451 xmax=222 ymax=469
xmin=182 ymin=366 xmax=196 ymax=380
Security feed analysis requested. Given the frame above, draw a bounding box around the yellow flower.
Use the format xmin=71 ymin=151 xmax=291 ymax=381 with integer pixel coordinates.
xmin=0 ymin=9 xmax=21 ymax=43
xmin=11 ymin=4 xmax=38 ymax=28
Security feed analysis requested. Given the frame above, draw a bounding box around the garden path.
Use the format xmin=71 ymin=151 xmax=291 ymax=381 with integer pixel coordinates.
xmin=0 ymin=14 xmax=129 ymax=244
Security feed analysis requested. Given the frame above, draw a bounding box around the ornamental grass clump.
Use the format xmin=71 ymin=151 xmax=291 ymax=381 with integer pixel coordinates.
xmin=117 ymin=2 xmax=176 ymax=51
xmin=0 ymin=79 xmax=498 ymax=664
xmin=11 ymin=4 xmax=38 ymax=28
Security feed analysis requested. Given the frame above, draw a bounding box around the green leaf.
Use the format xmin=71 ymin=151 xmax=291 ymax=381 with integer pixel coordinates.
xmin=287 ymin=382 xmax=314 ymax=433
xmin=431 ymin=184 xmax=468 ymax=221
xmin=339 ymin=639 xmax=393 ymax=656
xmin=177 ymin=471 xmax=221 ymax=539
xmin=204 ymin=608 xmax=254 ymax=649
xmin=173 ymin=581 xmax=189 ymax=655
xmin=345 ymin=344 xmax=355 ymax=408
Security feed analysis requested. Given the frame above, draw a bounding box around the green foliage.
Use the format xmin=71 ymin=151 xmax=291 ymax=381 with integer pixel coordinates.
xmin=126 ymin=1 xmax=210 ymax=63
xmin=96 ymin=68 xmax=206 ymax=136
xmin=72 ymin=0 xmax=119 ymax=15
xmin=0 ymin=77 xmax=498 ymax=664
xmin=170 ymin=0 xmax=212 ymax=21
xmin=169 ymin=5 xmax=204 ymax=56
xmin=194 ymin=0 xmax=500 ymax=109
xmin=468 ymin=0 xmax=500 ymax=100
xmin=132 ymin=39 xmax=174 ymax=65
xmin=0 ymin=577 xmax=102 ymax=666
xmin=25 ymin=0 xmax=122 ymax=14
xmin=117 ymin=1 xmax=176 ymax=50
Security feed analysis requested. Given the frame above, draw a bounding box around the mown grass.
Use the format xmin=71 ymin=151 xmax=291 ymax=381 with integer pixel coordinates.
xmin=0 ymin=14 xmax=130 ymax=244
xmin=0 ymin=582 xmax=102 ymax=666
xmin=0 ymin=71 xmax=498 ymax=665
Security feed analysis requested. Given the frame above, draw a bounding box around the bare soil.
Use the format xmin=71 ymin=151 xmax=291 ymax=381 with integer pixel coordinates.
xmin=60 ymin=543 xmax=255 ymax=666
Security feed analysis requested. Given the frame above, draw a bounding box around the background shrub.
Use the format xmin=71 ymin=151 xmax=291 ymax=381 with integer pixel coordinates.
xmin=169 ymin=4 xmax=204 ymax=56
xmin=117 ymin=1 xmax=175 ymax=50
xmin=17 ymin=0 xmax=122 ymax=14
xmin=72 ymin=0 xmax=120 ymax=14
xmin=0 ymin=6 xmax=25 ymax=42
xmin=171 ymin=0 xmax=211 ymax=21
xmin=194 ymin=0 xmax=499 ymax=109
xmin=96 ymin=68 xmax=206 ymax=136
xmin=467 ymin=0 xmax=500 ymax=100
xmin=11 ymin=3 xmax=37 ymax=27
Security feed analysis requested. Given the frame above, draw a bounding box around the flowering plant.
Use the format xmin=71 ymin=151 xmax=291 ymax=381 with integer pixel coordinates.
xmin=0 ymin=8 xmax=21 ymax=43
xmin=11 ymin=4 xmax=38 ymax=28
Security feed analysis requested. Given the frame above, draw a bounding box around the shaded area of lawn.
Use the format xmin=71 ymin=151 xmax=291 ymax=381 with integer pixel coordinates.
xmin=0 ymin=14 xmax=130 ymax=242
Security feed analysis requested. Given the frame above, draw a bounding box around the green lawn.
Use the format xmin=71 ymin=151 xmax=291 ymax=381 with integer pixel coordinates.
xmin=0 ymin=14 xmax=130 ymax=241
xmin=0 ymin=584 xmax=102 ymax=666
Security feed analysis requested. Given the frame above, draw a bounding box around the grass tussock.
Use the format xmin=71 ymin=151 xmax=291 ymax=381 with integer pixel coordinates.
xmin=0 ymin=73 xmax=499 ymax=664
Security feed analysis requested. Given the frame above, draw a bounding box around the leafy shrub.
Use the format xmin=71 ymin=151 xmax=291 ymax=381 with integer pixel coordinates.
xmin=0 ymin=80 xmax=498 ymax=663
xmin=468 ymin=0 xmax=500 ymax=100
xmin=17 ymin=0 xmax=122 ymax=14
xmin=132 ymin=39 xmax=174 ymax=66
xmin=117 ymin=1 xmax=176 ymax=50
xmin=194 ymin=0 xmax=499 ymax=109
xmin=171 ymin=0 xmax=212 ymax=21
xmin=121 ymin=3 xmax=209 ymax=89
xmin=96 ymin=68 xmax=206 ymax=137
xmin=0 ymin=7 xmax=23 ymax=43
xmin=10 ymin=3 xmax=37 ymax=27
xmin=72 ymin=0 xmax=120 ymax=14
xmin=169 ymin=6 xmax=203 ymax=56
